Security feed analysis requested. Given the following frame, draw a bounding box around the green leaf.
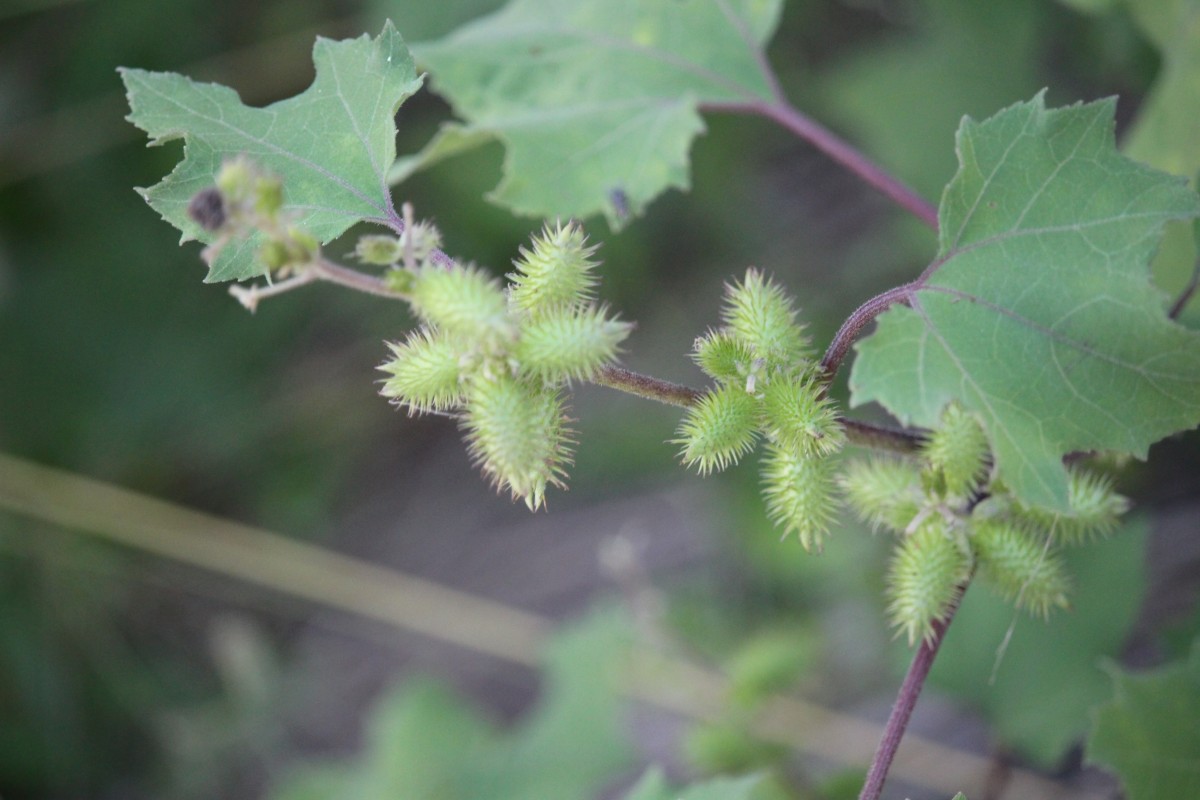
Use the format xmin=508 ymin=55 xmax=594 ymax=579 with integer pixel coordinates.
xmin=1087 ymin=637 xmax=1200 ymax=800
xmin=412 ymin=0 xmax=783 ymax=228
xmin=623 ymin=767 xmax=765 ymax=800
xmin=1120 ymin=0 xmax=1200 ymax=324
xmin=267 ymin=610 xmax=635 ymax=800
xmin=926 ymin=517 xmax=1147 ymax=767
xmin=850 ymin=94 xmax=1200 ymax=510
xmin=121 ymin=23 xmax=422 ymax=282
xmin=820 ymin=0 xmax=1046 ymax=200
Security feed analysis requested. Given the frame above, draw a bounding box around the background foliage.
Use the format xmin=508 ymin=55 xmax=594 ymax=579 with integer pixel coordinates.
xmin=1 ymin=0 xmax=1198 ymax=798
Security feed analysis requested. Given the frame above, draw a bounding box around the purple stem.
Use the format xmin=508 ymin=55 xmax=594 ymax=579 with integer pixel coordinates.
xmin=703 ymin=99 xmax=939 ymax=231
xmin=858 ymin=583 xmax=967 ymax=800
xmin=820 ymin=282 xmax=918 ymax=382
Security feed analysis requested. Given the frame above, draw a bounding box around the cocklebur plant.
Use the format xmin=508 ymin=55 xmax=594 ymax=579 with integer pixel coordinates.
xmin=374 ymin=218 xmax=632 ymax=509
xmin=122 ymin=6 xmax=1200 ymax=799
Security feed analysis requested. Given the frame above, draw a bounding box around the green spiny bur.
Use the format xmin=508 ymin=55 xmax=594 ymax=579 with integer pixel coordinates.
xmin=462 ymin=374 xmax=573 ymax=510
xmin=379 ymin=328 xmax=466 ymax=413
xmin=972 ymin=520 xmax=1070 ymax=618
xmin=1014 ymin=468 xmax=1128 ymax=546
xmin=507 ymin=220 xmax=600 ymax=317
xmin=839 ymin=457 xmax=924 ymax=533
xmin=691 ymin=329 xmax=757 ymax=386
xmin=675 ymin=384 xmax=759 ymax=475
xmin=759 ymin=376 xmax=845 ymax=458
xmin=760 ymin=444 xmax=838 ymax=553
xmin=409 ymin=263 xmax=516 ymax=350
xmin=514 ymin=306 xmax=631 ymax=384
xmin=922 ymin=402 xmax=989 ymax=499
xmin=887 ymin=519 xmax=969 ymax=645
xmin=721 ymin=269 xmax=812 ymax=370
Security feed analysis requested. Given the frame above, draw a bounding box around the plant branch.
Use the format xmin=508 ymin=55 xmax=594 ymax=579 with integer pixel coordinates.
xmin=703 ymin=99 xmax=939 ymax=231
xmin=859 ymin=580 xmax=968 ymax=800
xmin=592 ymin=365 xmax=923 ymax=454
xmin=820 ymin=282 xmax=918 ymax=382
xmin=1168 ymin=254 xmax=1200 ymax=320
xmin=228 ymin=257 xmax=407 ymax=310
xmin=592 ymin=365 xmax=703 ymax=407
xmin=232 ymin=260 xmax=926 ymax=455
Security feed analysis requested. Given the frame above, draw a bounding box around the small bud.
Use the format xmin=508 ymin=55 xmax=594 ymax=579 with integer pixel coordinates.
xmin=258 ymin=240 xmax=291 ymax=271
xmin=187 ymin=187 xmax=227 ymax=232
xmin=356 ymin=235 xmax=405 ymax=266
xmin=215 ymin=156 xmax=256 ymax=203
xmin=253 ymin=174 xmax=284 ymax=217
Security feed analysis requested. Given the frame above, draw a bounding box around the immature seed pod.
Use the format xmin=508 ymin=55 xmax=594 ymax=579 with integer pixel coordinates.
xmin=886 ymin=519 xmax=969 ymax=646
xmin=760 ymin=444 xmax=838 ymax=553
xmin=461 ymin=375 xmax=574 ymax=510
xmin=378 ymin=328 xmax=466 ymax=414
xmin=838 ymin=457 xmax=923 ymax=533
xmin=507 ymin=220 xmax=600 ymax=317
xmin=721 ymin=269 xmax=812 ymax=371
xmin=514 ymin=305 xmax=632 ymax=384
xmin=1013 ymin=467 xmax=1128 ymax=545
xmin=408 ymin=263 xmax=516 ymax=350
xmin=674 ymin=384 xmax=759 ymax=475
xmin=759 ymin=376 xmax=845 ymax=458
xmin=921 ymin=402 xmax=989 ymax=499
xmin=972 ymin=520 xmax=1071 ymax=617
xmin=691 ymin=328 xmax=756 ymax=386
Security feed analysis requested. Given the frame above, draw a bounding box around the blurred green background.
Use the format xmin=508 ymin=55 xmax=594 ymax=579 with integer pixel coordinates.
xmin=1 ymin=1 xmax=1198 ymax=798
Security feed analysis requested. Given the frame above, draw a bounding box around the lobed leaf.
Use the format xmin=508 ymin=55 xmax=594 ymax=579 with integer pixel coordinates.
xmin=122 ymin=23 xmax=422 ymax=282
xmin=851 ymin=93 xmax=1200 ymax=511
xmin=411 ymin=0 xmax=783 ymax=227
xmin=1086 ymin=638 xmax=1200 ymax=800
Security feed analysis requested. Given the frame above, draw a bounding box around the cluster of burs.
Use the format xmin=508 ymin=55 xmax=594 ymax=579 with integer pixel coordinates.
xmin=645 ymin=267 xmax=1125 ymax=645
xmin=193 ymin=159 xmax=1129 ymax=645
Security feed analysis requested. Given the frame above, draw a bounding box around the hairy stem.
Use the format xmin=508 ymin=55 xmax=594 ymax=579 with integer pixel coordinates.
xmin=593 ymin=366 xmax=923 ymax=454
xmin=820 ymin=282 xmax=918 ymax=381
xmin=859 ymin=581 xmax=968 ymax=800
xmin=592 ymin=365 xmax=703 ymax=407
xmin=703 ymin=99 xmax=939 ymax=230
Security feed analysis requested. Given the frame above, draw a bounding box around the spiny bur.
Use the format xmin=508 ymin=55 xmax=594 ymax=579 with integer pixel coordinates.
xmin=378 ymin=328 xmax=466 ymax=414
xmin=921 ymin=402 xmax=989 ymax=499
xmin=760 ymin=444 xmax=838 ymax=552
xmin=972 ymin=520 xmax=1071 ymax=617
xmin=721 ymin=269 xmax=813 ymax=370
xmin=461 ymin=375 xmax=574 ymax=510
xmin=886 ymin=519 xmax=970 ymax=645
xmin=507 ymin=220 xmax=599 ymax=317
xmin=839 ymin=457 xmax=924 ymax=534
xmin=675 ymin=384 xmax=760 ymax=475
